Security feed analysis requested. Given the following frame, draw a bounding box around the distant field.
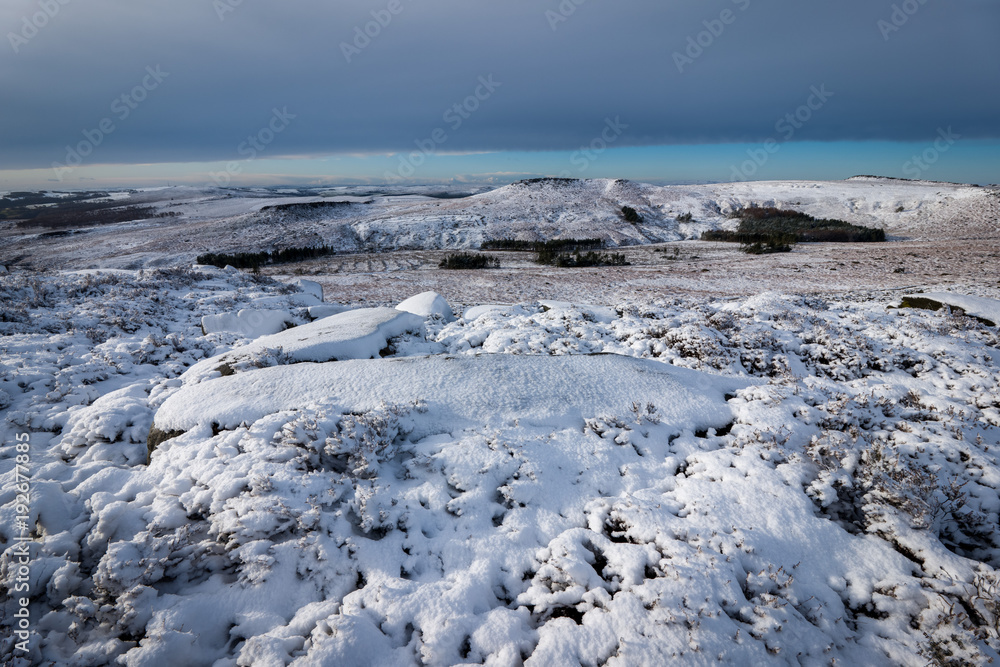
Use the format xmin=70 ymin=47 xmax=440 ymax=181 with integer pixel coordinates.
xmin=264 ymin=240 xmax=1000 ymax=306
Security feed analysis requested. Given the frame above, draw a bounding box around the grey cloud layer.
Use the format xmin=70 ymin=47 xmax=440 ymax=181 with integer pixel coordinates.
xmin=1 ymin=0 xmax=997 ymax=169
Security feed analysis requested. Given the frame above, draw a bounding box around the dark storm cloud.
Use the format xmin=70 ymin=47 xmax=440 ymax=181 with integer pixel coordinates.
xmin=1 ymin=0 xmax=997 ymax=169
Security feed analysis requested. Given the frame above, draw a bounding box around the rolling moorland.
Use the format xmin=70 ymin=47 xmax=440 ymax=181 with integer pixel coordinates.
xmin=3 ymin=176 xmax=1000 ymax=665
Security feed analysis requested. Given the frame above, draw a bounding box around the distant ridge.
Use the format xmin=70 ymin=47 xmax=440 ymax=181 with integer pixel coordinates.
xmin=848 ymin=175 xmax=981 ymax=187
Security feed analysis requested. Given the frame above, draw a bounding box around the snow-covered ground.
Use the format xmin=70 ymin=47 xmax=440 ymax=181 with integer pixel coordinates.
xmin=4 ymin=264 xmax=1000 ymax=665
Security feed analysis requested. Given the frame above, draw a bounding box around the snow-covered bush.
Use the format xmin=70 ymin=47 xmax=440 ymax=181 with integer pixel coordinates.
xmin=222 ymin=346 xmax=291 ymax=375
xmin=274 ymin=400 xmax=424 ymax=481
xmin=324 ymin=402 xmax=423 ymax=479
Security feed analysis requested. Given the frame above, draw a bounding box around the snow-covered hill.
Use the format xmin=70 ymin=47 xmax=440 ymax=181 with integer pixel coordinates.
xmin=2 ymin=178 xmax=997 ymax=269
xmin=285 ymin=177 xmax=998 ymax=252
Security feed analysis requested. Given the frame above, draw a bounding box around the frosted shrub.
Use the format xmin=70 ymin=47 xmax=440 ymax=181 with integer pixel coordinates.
xmin=918 ymin=592 xmax=994 ymax=665
xmin=659 ymin=325 xmax=731 ymax=370
xmin=230 ymin=346 xmax=291 ymax=373
xmin=584 ymin=415 xmax=632 ymax=447
xmin=272 ymin=401 xmax=425 ymax=539
xmin=856 ymin=440 xmax=939 ymax=529
xmin=0 ymin=301 xmax=29 ymax=324
xmin=806 ymin=434 xmax=939 ymax=532
xmin=142 ymin=267 xmax=211 ymax=286
xmin=273 ymin=409 xmax=327 ymax=471
xmin=324 ymin=401 xmax=424 ymax=478
xmin=630 ymin=401 xmax=661 ymax=425
xmin=275 ymin=401 xmax=424 ymax=479
xmin=968 ymin=568 xmax=1000 ymax=643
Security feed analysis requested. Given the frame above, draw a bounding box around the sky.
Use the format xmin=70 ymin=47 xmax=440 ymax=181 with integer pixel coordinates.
xmin=1 ymin=0 xmax=998 ymax=190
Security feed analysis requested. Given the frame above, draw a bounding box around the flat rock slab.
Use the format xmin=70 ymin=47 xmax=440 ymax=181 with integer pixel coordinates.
xmin=902 ymin=293 xmax=999 ymax=326
xmin=154 ymin=353 xmax=751 ymax=439
xmin=201 ymin=308 xmax=294 ymax=337
xmin=183 ymin=307 xmax=425 ymax=384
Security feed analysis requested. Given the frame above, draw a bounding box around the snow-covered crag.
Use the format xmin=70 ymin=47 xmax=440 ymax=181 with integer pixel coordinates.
xmin=3 ymin=269 xmax=1000 ymax=665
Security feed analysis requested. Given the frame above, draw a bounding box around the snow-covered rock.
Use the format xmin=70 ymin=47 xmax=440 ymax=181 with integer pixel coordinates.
xmin=462 ymin=304 xmax=530 ymax=321
xmin=153 ymin=353 xmax=748 ymax=438
xmin=200 ymin=308 xmax=294 ymax=337
xmin=251 ymin=293 xmax=321 ymax=308
xmin=183 ymin=307 xmax=425 ymax=384
xmin=307 ymin=304 xmax=351 ymax=321
xmin=396 ymin=291 xmax=454 ymax=321
xmin=291 ymin=278 xmax=323 ymax=301
xmin=903 ymin=292 xmax=1000 ymax=326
